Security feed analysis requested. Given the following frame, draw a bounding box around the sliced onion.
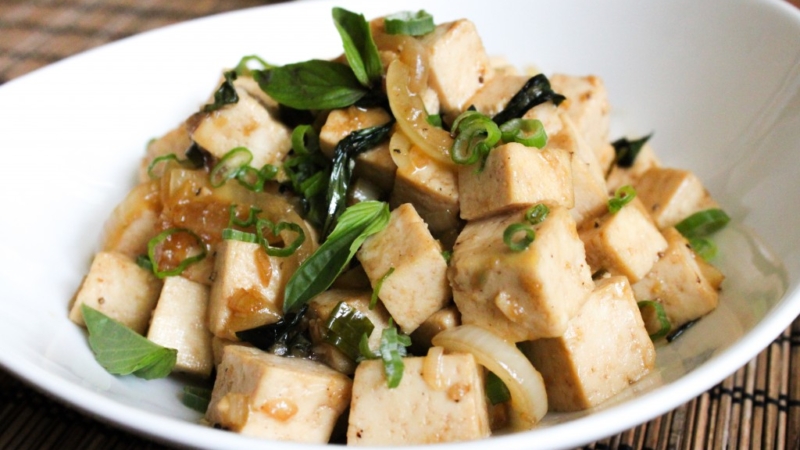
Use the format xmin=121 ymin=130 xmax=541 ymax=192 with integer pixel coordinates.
xmin=432 ymin=324 xmax=548 ymax=430
xmin=386 ymin=60 xmax=454 ymax=166
xmin=388 ymin=130 xmax=413 ymax=172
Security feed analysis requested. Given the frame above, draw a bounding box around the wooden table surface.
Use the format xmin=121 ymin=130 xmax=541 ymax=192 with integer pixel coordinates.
xmin=1 ymin=1 xmax=799 ymax=449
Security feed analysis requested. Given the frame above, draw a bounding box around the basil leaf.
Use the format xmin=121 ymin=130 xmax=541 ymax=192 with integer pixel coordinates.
xmin=332 ymin=7 xmax=383 ymax=87
xmin=492 ymin=74 xmax=566 ymax=125
xmin=322 ymin=121 xmax=393 ymax=237
xmin=324 ymin=301 xmax=375 ymax=360
xmin=233 ymin=55 xmax=275 ymax=77
xmin=182 ymin=386 xmax=212 ymax=413
xmin=81 ymin=305 xmax=176 ymax=380
xmin=254 ymin=60 xmax=367 ymax=110
xmin=203 ymin=70 xmax=239 ymax=113
xmin=283 ymin=201 xmax=391 ymax=313
xmin=612 ymin=134 xmax=652 ymax=168
xmin=358 ymin=319 xmax=412 ymax=388
xmin=236 ymin=305 xmax=308 ymax=351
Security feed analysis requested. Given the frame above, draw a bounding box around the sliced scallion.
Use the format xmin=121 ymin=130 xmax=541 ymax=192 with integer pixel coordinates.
xmin=260 ymin=163 xmax=279 ymax=180
xmin=147 ymin=228 xmax=207 ymax=279
xmin=147 ymin=154 xmax=190 ymax=180
xmin=324 ymin=301 xmax=375 ymax=360
xmin=235 ymin=165 xmax=265 ymax=192
xmin=209 ymin=147 xmax=253 ymax=188
xmin=359 ymin=319 xmax=411 ymax=388
xmin=499 ymin=118 xmax=547 ymax=148
xmin=608 ymin=185 xmax=636 ymax=213
xmin=291 ymin=125 xmax=320 ymax=156
xmin=675 ymin=208 xmax=730 ymax=239
xmin=256 ymin=219 xmax=305 ymax=257
xmin=450 ymin=110 xmax=501 ymax=167
xmin=637 ymin=300 xmax=671 ymax=341
xmin=228 ymin=204 xmax=262 ymax=228
xmin=689 ymin=237 xmax=717 ymax=261
xmin=525 ymin=204 xmax=549 ymax=226
xmin=369 ymin=267 xmax=395 ymax=310
xmin=221 ymin=228 xmax=258 ymax=244
xmin=384 ymin=10 xmax=435 ymax=36
xmin=503 ymin=223 xmax=535 ymax=252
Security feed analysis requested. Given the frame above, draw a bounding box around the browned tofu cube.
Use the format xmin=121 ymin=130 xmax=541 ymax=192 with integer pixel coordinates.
xmin=353 ymin=141 xmax=397 ymax=192
xmin=521 ymin=276 xmax=656 ymax=412
xmin=69 ymin=252 xmax=161 ymax=334
xmin=102 ymin=181 xmax=161 ymax=258
xmin=634 ymin=167 xmax=719 ymax=229
xmin=458 ymin=142 xmax=574 ymax=221
xmin=319 ymin=106 xmax=392 ymax=159
xmin=206 ymin=345 xmax=352 ymax=443
xmin=449 ymin=205 xmax=594 ymax=342
xmin=147 ymin=276 xmax=214 ymax=377
xmin=139 ymin=124 xmax=192 ymax=183
xmin=357 ymin=204 xmax=450 ymax=334
xmin=347 ymin=353 xmax=490 ymax=445
xmin=579 ymin=198 xmax=668 ymax=283
xmin=207 ymin=240 xmax=287 ymax=340
xmin=632 ymin=227 xmax=722 ymax=329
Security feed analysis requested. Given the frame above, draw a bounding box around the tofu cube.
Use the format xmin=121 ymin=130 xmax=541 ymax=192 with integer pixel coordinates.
xmin=147 ymin=276 xmax=214 ymax=377
xmin=420 ymin=19 xmax=494 ymax=116
xmin=207 ymin=240 xmax=287 ymax=340
xmin=606 ymin=142 xmax=661 ymax=193
xmin=69 ymin=252 xmax=161 ymax=334
xmin=190 ymin=89 xmax=291 ymax=169
xmin=410 ymin=304 xmax=461 ymax=354
xmin=632 ymin=227 xmax=722 ymax=329
xmin=634 ymin=167 xmax=719 ymax=229
xmin=102 ymin=180 xmax=161 ymax=258
xmin=206 ymin=345 xmax=352 ymax=444
xmin=319 ymin=106 xmax=392 ymax=159
xmin=357 ymin=204 xmax=450 ymax=334
xmin=458 ymin=142 xmax=574 ymax=221
xmin=139 ymin=124 xmax=192 ymax=183
xmin=353 ymin=141 xmax=397 ymax=192
xmin=347 ymin=353 xmax=490 ymax=445
xmin=579 ymin=198 xmax=668 ymax=283
xmin=521 ymin=276 xmax=656 ymax=412
xmin=389 ymin=150 xmax=460 ymax=237
xmin=449 ymin=205 xmax=594 ymax=342
xmin=550 ymin=74 xmax=612 ymax=171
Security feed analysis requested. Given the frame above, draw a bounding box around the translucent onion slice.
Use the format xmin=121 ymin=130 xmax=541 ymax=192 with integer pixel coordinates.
xmin=432 ymin=325 xmax=548 ymax=430
xmin=388 ymin=130 xmax=413 ymax=172
xmin=386 ymin=60 xmax=454 ymax=166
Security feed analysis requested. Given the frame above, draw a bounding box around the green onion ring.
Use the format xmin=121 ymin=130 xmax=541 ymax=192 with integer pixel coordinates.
xmin=525 ymin=204 xmax=550 ymax=226
xmin=227 ymin=204 xmax=262 ymax=228
xmin=637 ymin=300 xmax=671 ymax=341
xmin=235 ymin=166 xmax=264 ymax=192
xmin=384 ymin=10 xmax=435 ymax=36
xmin=503 ymin=223 xmax=535 ymax=252
xmin=608 ymin=185 xmax=637 ymax=213
xmin=689 ymin=237 xmax=718 ymax=260
xmin=500 ymin=118 xmax=547 ymax=148
xmin=209 ymin=147 xmax=253 ymax=188
xmin=259 ymin=163 xmax=279 ymax=180
xmin=222 ymin=228 xmax=259 ymax=243
xmin=147 ymin=228 xmax=207 ymax=279
xmin=450 ymin=112 xmax=501 ymax=166
xmin=256 ymin=219 xmax=306 ymax=257
xmin=291 ymin=125 xmax=320 ymax=156
xmin=675 ymin=208 xmax=730 ymax=239
xmin=147 ymin=154 xmax=181 ymax=180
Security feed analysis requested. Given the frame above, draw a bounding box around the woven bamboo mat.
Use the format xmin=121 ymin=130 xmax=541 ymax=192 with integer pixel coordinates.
xmin=1 ymin=1 xmax=799 ymax=449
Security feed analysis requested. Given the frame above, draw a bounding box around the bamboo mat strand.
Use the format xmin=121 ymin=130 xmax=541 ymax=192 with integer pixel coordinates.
xmin=1 ymin=0 xmax=800 ymax=449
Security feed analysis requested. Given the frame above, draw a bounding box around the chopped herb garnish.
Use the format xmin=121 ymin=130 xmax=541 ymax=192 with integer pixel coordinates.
xmin=450 ymin=110 xmax=501 ymax=168
xmin=255 ymin=218 xmax=305 ymax=257
xmin=689 ymin=237 xmax=717 ymax=260
xmin=135 ymin=254 xmax=153 ymax=271
xmin=499 ymin=118 xmax=547 ymax=148
xmin=492 ymin=74 xmax=566 ymax=125
xmin=235 ymin=165 xmax=266 ymax=192
xmin=486 ymin=371 xmax=511 ymax=405
xmin=291 ymin=125 xmax=319 ymax=156
xmin=203 ymin=70 xmax=239 ymax=113
xmin=675 ymin=208 xmax=730 ymax=239
xmin=441 ymin=250 xmax=452 ymax=264
xmin=182 ymin=386 xmax=212 ymax=413
xmin=384 ymin=10 xmax=435 ymax=36
xmin=81 ymin=305 xmax=176 ymax=379
xmin=209 ymin=147 xmax=253 ymax=188
xmin=503 ymin=223 xmax=535 ymax=252
xmin=283 ymin=201 xmax=391 ymax=313
xmin=221 ymin=228 xmax=258 ymax=244
xmin=260 ymin=163 xmax=279 ymax=181
xmin=236 ymin=305 xmax=308 ymax=352
xmin=426 ymin=113 xmax=443 ymax=128
xmin=359 ymin=319 xmax=411 ymax=388
xmin=525 ymin=204 xmax=550 ymax=225
xmin=147 ymin=153 xmax=194 ymax=180
xmin=233 ymin=55 xmax=275 ymax=77
xmin=322 ymin=122 xmax=393 ymax=237
xmin=332 ymin=7 xmax=383 ymax=88
xmin=637 ymin=300 xmax=671 ymax=341
xmin=611 ymin=134 xmax=652 ymax=168
xmin=146 ymin=228 xmax=207 ymax=279
xmin=666 ymin=318 xmax=699 ymax=343
xmin=283 ymin=126 xmax=331 ymax=230
xmin=254 ymin=60 xmax=367 ymax=110
xmin=370 ymin=267 xmax=395 ymax=309
xmin=608 ymin=185 xmax=636 ymax=213
xmin=324 ymin=301 xmax=375 ymax=360
xmin=228 ymin=204 xmax=262 ymax=228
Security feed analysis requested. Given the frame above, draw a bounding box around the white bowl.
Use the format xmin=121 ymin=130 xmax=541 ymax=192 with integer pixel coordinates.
xmin=1 ymin=0 xmax=799 ymax=448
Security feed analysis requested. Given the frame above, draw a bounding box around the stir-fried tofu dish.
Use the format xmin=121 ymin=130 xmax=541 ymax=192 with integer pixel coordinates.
xmin=69 ymin=8 xmax=731 ymax=445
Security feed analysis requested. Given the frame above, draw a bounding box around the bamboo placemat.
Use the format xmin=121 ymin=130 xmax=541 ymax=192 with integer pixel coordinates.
xmin=1 ymin=1 xmax=799 ymax=449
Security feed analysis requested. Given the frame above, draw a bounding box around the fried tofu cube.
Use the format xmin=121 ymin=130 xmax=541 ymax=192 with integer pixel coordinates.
xmin=550 ymin=74 xmax=612 ymax=171
xmin=634 ymin=167 xmax=718 ymax=229
xmin=69 ymin=252 xmax=161 ymax=334
xmin=139 ymin=124 xmax=192 ymax=183
xmin=347 ymin=353 xmax=490 ymax=445
xmin=420 ymin=19 xmax=494 ymax=116
xmin=357 ymin=204 xmax=450 ymax=334
xmin=102 ymin=180 xmax=161 ymax=258
xmin=390 ymin=148 xmax=460 ymax=237
xmin=190 ymin=89 xmax=291 ymax=169
xmin=579 ymin=198 xmax=668 ymax=282
xmin=606 ymin=142 xmax=661 ymax=193
xmin=458 ymin=142 xmax=574 ymax=221
xmin=146 ymin=276 xmax=213 ymax=377
xmin=207 ymin=240 xmax=287 ymax=340
xmin=410 ymin=304 xmax=461 ymax=353
xmin=319 ymin=106 xmax=392 ymax=159
xmin=632 ymin=228 xmax=722 ymax=329
xmin=449 ymin=206 xmax=594 ymax=342
xmin=353 ymin=141 xmax=397 ymax=192
xmin=521 ymin=276 xmax=656 ymax=412
xmin=206 ymin=345 xmax=352 ymax=444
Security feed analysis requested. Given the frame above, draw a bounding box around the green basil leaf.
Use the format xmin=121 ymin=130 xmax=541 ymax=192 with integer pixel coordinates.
xmin=203 ymin=70 xmax=239 ymax=113
xmin=612 ymin=134 xmax=652 ymax=168
xmin=81 ymin=305 xmax=176 ymax=380
xmin=492 ymin=74 xmax=566 ymax=125
xmin=254 ymin=60 xmax=367 ymax=110
xmin=378 ymin=320 xmax=411 ymax=388
xmin=182 ymin=386 xmax=213 ymax=413
xmin=324 ymin=301 xmax=375 ymax=360
xmin=283 ymin=201 xmax=390 ymax=313
xmin=332 ymin=7 xmax=383 ymax=87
